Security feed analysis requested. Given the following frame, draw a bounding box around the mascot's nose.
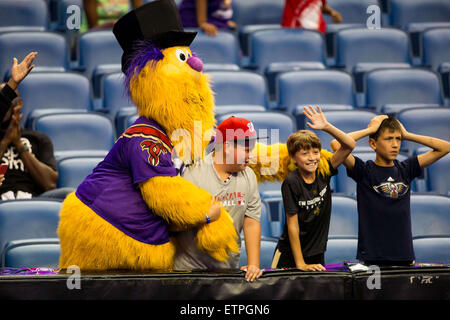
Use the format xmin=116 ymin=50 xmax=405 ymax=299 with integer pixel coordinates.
xmin=187 ymin=56 xmax=203 ymax=72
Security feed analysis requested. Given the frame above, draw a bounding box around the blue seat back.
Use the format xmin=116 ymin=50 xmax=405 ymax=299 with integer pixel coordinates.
xmin=389 ymin=0 xmax=450 ymax=28
xmin=239 ymin=238 xmax=277 ymax=269
xmin=365 ymin=69 xmax=443 ymax=111
xmin=324 ymin=0 xmax=380 ymax=24
xmin=0 ymin=200 xmax=61 ymax=254
xmin=189 ymin=31 xmax=239 ymax=65
xmin=413 ymin=237 xmax=450 ymax=263
xmin=0 ymin=32 xmax=68 ymax=79
xmin=19 ymin=72 xmax=91 ymax=122
xmin=425 ymin=153 xmax=450 ymax=195
xmin=422 ymin=27 xmax=450 ymax=71
xmin=397 ymin=107 xmax=450 ymax=155
xmin=2 ymin=238 xmax=60 ymax=268
xmin=325 ymin=238 xmax=358 ymax=265
xmin=57 ymin=156 xmax=104 ymax=189
xmin=250 ymin=29 xmax=325 ymax=73
xmin=216 ymin=111 xmax=295 ymax=145
xmin=329 ymin=196 xmax=358 ymax=238
xmin=232 ymin=0 xmax=284 ymax=26
xmin=0 ymin=0 xmax=48 ymax=27
xmin=278 ymin=70 xmax=354 ymax=114
xmin=336 ymin=28 xmax=410 ymax=72
xmin=208 ymin=71 xmax=267 ymax=106
xmin=102 ymin=72 xmax=134 ymax=115
xmin=411 ymin=195 xmax=450 ymax=238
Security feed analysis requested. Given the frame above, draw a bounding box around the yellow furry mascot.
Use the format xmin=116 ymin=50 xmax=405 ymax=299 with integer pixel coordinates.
xmin=57 ymin=0 xmax=333 ymax=271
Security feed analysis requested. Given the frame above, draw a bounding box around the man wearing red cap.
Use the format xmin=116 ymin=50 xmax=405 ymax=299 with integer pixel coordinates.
xmin=174 ymin=116 xmax=263 ymax=282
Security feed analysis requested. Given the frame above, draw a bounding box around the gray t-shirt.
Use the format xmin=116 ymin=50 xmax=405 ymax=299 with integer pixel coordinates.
xmin=173 ymin=154 xmax=261 ymax=270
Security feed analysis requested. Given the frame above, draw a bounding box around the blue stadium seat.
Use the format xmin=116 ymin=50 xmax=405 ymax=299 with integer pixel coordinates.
xmin=423 ymin=153 xmax=450 ymax=195
xmin=249 ymin=29 xmax=326 ymax=75
xmin=189 ymin=30 xmax=240 ymax=70
xmin=216 ymin=111 xmax=296 ymax=146
xmin=259 ymin=200 xmax=272 ymax=239
xmin=325 ymin=238 xmax=358 ymax=265
xmin=0 ymin=32 xmax=68 ymax=80
xmin=364 ymin=69 xmax=443 ymax=113
xmin=306 ymin=110 xmax=378 ymax=154
xmin=411 ymin=194 xmax=450 ymax=238
xmin=57 ymin=156 xmax=104 ymax=188
xmin=0 ymin=0 xmax=48 ymax=28
xmin=2 ymin=238 xmax=60 ymax=268
xmin=421 ymin=27 xmax=450 ymax=71
xmin=277 ymin=70 xmax=355 ymax=116
xmin=388 ymin=0 xmax=450 ymax=29
xmin=215 ymin=105 xmax=266 ymax=116
xmin=413 ymin=236 xmax=450 ymax=263
xmin=261 ymin=195 xmax=284 ymax=238
xmin=208 ymin=71 xmax=267 ymax=107
xmin=77 ymin=31 xmax=122 ymax=95
xmin=33 ymin=113 xmax=114 ymax=160
xmin=0 ymin=199 xmax=61 ymax=255
xmin=18 ymin=72 xmax=91 ymax=128
xmin=102 ymin=72 xmax=134 ymax=116
xmin=329 ymin=195 xmax=358 ymax=238
xmin=239 ymin=238 xmax=278 ymax=269
xmin=335 ymin=28 xmax=411 ymax=92
xmin=232 ymin=0 xmax=284 ymax=27
xmin=397 ymin=107 xmax=450 ymax=155
xmin=335 ymin=151 xmax=409 ymax=196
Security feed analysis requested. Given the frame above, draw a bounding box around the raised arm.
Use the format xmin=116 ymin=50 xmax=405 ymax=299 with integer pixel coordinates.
xmin=304 ymin=106 xmax=355 ymax=170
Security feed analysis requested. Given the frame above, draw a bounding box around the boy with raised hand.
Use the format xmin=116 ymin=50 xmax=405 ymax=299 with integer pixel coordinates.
xmin=330 ymin=115 xmax=450 ymax=266
xmin=272 ymin=106 xmax=355 ymax=271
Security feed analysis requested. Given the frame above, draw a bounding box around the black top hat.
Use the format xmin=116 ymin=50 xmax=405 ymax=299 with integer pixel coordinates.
xmin=113 ymin=0 xmax=197 ymax=71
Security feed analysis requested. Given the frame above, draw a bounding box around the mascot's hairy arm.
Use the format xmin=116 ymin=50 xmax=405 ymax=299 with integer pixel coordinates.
xmin=140 ymin=176 xmax=239 ymax=261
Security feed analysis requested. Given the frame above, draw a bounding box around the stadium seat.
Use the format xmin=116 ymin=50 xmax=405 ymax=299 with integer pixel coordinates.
xmin=33 ymin=113 xmax=114 ymax=160
xmin=232 ymin=0 xmax=284 ymax=27
xmin=335 ymin=151 xmax=408 ymax=196
xmin=18 ymin=72 xmax=91 ymax=127
xmin=421 ymin=27 xmax=450 ymax=71
xmin=102 ymin=72 xmax=134 ymax=116
xmin=0 ymin=32 xmax=68 ymax=80
xmin=249 ymin=29 xmax=326 ymax=75
xmin=77 ymin=31 xmax=122 ymax=95
xmin=364 ymin=69 xmax=443 ymax=112
xmin=0 ymin=0 xmax=48 ymax=28
xmin=423 ymin=153 xmax=450 ymax=195
xmin=0 ymin=199 xmax=61 ymax=255
xmin=397 ymin=107 xmax=450 ymax=155
xmin=259 ymin=201 xmax=273 ymax=239
xmin=325 ymin=238 xmax=358 ymax=265
xmin=335 ymin=28 xmax=411 ymax=92
xmin=304 ymin=110 xmax=378 ymax=154
xmin=413 ymin=237 xmax=450 ymax=263
xmin=216 ymin=111 xmax=295 ymax=146
xmin=189 ymin=30 xmax=240 ymax=70
xmin=277 ymin=70 xmax=354 ymax=116
xmin=2 ymin=238 xmax=60 ymax=268
xmin=388 ymin=0 xmax=450 ymax=29
xmin=261 ymin=195 xmax=285 ymax=238
xmin=411 ymin=194 xmax=450 ymax=238
xmin=215 ymin=105 xmax=266 ymax=116
xmin=329 ymin=195 xmax=358 ymax=238
xmin=239 ymin=238 xmax=278 ymax=269
xmin=57 ymin=156 xmax=104 ymax=189
xmin=208 ymin=71 xmax=267 ymax=107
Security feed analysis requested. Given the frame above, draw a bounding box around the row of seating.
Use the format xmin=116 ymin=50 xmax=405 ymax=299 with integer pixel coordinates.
xmin=0 ymin=195 xmax=448 ymax=269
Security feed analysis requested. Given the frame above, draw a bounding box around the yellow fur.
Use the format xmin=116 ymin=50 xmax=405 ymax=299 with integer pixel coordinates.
xmin=58 ymin=192 xmax=175 ymax=270
xmin=249 ymin=143 xmax=334 ymax=183
xmin=140 ymin=176 xmax=239 ymax=260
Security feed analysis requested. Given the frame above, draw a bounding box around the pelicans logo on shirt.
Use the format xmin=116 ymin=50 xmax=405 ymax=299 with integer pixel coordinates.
xmin=373 ymin=177 xmax=409 ymax=198
xmin=141 ymin=140 xmax=167 ymax=166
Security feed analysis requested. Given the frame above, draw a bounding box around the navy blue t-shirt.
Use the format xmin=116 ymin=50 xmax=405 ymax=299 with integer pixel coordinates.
xmin=348 ymin=156 xmax=422 ymax=262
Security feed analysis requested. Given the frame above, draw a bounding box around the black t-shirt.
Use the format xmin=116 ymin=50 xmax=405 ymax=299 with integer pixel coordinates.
xmin=348 ymin=156 xmax=422 ymax=262
xmin=0 ymin=129 xmax=57 ymax=197
xmin=278 ymin=159 xmax=338 ymax=258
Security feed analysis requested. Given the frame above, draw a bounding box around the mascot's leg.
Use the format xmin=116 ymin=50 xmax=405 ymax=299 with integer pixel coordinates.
xmin=58 ymin=192 xmax=175 ymax=270
xmin=140 ymin=176 xmax=239 ymax=262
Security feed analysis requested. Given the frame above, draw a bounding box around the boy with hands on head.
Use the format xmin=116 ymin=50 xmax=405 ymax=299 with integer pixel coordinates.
xmin=330 ymin=115 xmax=450 ymax=265
xmin=272 ymin=106 xmax=355 ymax=271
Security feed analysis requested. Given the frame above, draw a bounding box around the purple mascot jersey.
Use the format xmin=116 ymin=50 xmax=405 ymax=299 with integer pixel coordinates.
xmin=76 ymin=117 xmax=177 ymax=245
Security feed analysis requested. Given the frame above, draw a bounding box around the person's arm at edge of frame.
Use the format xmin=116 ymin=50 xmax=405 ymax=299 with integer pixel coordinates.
xmin=241 ymin=215 xmax=263 ymax=282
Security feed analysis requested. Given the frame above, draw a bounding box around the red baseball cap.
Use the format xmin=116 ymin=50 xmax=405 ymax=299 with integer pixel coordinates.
xmin=215 ymin=116 xmax=257 ymax=143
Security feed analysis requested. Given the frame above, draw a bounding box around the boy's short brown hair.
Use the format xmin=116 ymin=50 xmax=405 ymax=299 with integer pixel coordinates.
xmin=369 ymin=117 xmax=402 ymax=141
xmin=287 ymin=130 xmax=322 ymax=157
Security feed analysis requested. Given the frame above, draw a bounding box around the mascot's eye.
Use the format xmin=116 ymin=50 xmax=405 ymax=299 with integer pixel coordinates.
xmin=176 ymin=49 xmax=187 ymax=62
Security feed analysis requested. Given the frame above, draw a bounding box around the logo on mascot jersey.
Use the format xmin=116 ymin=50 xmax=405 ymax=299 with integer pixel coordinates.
xmin=141 ymin=140 xmax=167 ymax=166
